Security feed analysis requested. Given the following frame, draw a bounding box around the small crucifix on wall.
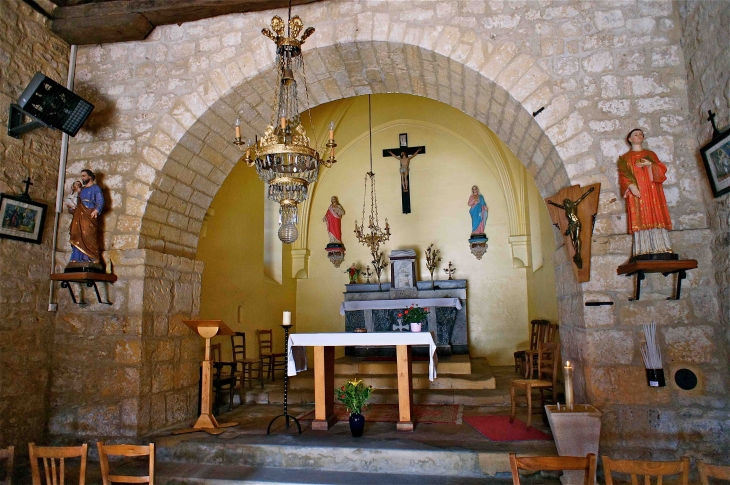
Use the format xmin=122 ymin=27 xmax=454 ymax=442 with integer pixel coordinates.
xmin=382 ymin=133 xmax=425 ymax=214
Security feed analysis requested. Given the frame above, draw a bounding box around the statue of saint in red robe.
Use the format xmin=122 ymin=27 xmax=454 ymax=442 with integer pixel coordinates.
xmin=323 ymin=196 xmax=345 ymax=244
xmin=618 ymin=129 xmax=673 ymax=257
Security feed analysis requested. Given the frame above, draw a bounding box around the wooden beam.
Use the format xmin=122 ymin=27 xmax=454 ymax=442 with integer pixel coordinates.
xmin=49 ymin=0 xmax=322 ymax=45
xmin=51 ymin=12 xmax=153 ymax=45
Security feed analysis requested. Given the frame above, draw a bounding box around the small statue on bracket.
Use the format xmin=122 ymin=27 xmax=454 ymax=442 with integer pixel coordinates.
xmin=324 ymin=196 xmax=346 ymax=267
xmin=468 ymin=185 xmax=489 ymax=259
xmin=66 ymin=169 xmax=106 ymax=273
xmin=618 ymin=128 xmax=674 ymax=261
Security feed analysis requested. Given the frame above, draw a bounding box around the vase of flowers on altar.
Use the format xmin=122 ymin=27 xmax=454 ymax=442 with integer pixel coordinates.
xmin=335 ymin=379 xmax=373 ymax=437
xmin=399 ymin=304 xmax=429 ymax=333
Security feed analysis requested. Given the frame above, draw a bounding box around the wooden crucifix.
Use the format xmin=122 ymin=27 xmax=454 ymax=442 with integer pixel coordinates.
xmin=382 ymin=133 xmax=425 ymax=214
xmin=544 ymin=183 xmax=601 ymax=283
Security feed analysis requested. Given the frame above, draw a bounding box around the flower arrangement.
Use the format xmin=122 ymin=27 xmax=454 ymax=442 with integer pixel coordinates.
xmin=335 ymin=379 xmax=373 ymax=415
xmin=398 ymin=304 xmax=430 ymax=325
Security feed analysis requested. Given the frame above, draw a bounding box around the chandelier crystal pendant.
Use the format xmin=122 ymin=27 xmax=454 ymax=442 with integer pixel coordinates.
xmin=354 ymin=95 xmax=391 ymax=288
xmin=233 ymin=5 xmax=337 ymax=244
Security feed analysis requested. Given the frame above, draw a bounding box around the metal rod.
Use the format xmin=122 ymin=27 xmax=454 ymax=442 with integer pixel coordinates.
xmin=48 ymin=44 xmax=77 ymax=311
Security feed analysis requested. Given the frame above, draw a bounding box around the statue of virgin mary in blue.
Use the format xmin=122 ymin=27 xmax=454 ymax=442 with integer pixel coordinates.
xmin=468 ymin=185 xmax=488 ymax=236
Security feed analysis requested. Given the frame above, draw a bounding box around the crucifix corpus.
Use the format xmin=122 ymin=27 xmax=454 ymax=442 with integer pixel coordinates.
xmin=383 ymin=133 xmax=425 ymax=214
xmin=544 ymin=183 xmax=601 ymax=283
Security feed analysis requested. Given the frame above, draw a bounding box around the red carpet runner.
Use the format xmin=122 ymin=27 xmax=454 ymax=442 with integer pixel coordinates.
xmin=464 ymin=415 xmax=552 ymax=441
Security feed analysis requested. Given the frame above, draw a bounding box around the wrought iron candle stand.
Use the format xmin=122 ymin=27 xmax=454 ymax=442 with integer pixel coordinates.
xmin=266 ymin=324 xmax=302 ymax=434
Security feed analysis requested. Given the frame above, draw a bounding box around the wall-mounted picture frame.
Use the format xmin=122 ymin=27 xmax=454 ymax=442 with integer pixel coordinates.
xmin=700 ymin=128 xmax=730 ymax=198
xmin=0 ymin=193 xmax=47 ymax=244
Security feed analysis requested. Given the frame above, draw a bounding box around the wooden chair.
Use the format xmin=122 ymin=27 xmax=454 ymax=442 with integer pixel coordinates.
xmin=0 ymin=446 xmax=14 ymax=485
xmin=524 ymin=321 xmax=558 ymax=378
xmin=514 ymin=320 xmax=549 ymax=376
xmin=210 ymin=343 xmax=236 ymax=414
xmin=97 ymin=442 xmax=154 ymax=485
xmin=231 ymin=332 xmax=264 ymax=400
xmin=257 ymin=329 xmax=286 ymax=382
xmin=603 ymin=455 xmax=690 ymax=485
xmin=509 ymin=453 xmax=596 ymax=485
xmin=699 ymin=460 xmax=730 ymax=484
xmin=510 ymin=341 xmax=558 ymax=429
xmin=29 ymin=443 xmax=87 ymax=485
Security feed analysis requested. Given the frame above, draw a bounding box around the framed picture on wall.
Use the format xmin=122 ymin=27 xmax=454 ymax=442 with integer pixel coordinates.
xmin=0 ymin=193 xmax=47 ymax=244
xmin=700 ymin=128 xmax=730 ymax=198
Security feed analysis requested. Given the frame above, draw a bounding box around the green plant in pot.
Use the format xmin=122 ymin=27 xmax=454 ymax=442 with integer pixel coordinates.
xmin=335 ymin=379 xmax=373 ymax=437
xmin=399 ymin=304 xmax=430 ymax=332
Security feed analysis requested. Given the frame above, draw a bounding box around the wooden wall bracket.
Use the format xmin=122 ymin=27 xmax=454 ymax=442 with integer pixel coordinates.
xmin=616 ymin=260 xmax=698 ymax=301
xmin=51 ymin=273 xmax=117 ymax=305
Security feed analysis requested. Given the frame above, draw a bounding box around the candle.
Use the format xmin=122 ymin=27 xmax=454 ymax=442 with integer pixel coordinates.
xmin=329 ymin=120 xmax=335 ymax=140
xmin=283 ymin=311 xmax=292 ymax=326
xmin=234 ymin=118 xmax=241 ymax=138
xmin=564 ymin=360 xmax=574 ymax=411
xmin=280 ymin=117 xmax=287 ymax=130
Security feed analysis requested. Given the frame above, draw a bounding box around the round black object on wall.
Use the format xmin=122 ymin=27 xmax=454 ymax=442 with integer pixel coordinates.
xmin=674 ymin=368 xmax=698 ymax=390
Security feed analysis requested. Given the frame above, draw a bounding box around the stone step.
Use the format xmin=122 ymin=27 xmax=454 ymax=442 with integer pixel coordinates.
xmin=153 ymin=436 xmax=556 ymax=481
xmin=289 ymin=370 xmax=495 ymax=391
xmin=266 ymin=387 xmax=510 ymax=407
xmin=333 ymin=355 xmax=472 ymax=375
xmin=152 ymin=463 xmax=526 ymax=484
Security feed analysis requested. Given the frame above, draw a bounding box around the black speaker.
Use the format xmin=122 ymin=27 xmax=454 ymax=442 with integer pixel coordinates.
xmin=15 ymin=72 xmax=94 ymax=137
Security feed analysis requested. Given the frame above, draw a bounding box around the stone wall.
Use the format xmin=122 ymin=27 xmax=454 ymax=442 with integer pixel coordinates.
xmin=0 ymin=0 xmax=69 ymax=452
xmin=679 ymin=1 xmax=730 ymax=388
xmin=49 ymin=249 xmax=202 ymax=441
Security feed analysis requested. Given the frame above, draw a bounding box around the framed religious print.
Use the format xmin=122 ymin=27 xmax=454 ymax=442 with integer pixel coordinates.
xmin=0 ymin=193 xmax=47 ymax=244
xmin=700 ymin=128 xmax=730 ymax=198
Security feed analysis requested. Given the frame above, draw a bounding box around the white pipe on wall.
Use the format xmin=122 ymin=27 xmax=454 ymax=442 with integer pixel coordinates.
xmin=48 ymin=44 xmax=77 ymax=312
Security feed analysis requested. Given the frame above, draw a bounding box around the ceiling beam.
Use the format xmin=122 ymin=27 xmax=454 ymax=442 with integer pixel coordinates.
xmin=49 ymin=0 xmax=322 ymax=45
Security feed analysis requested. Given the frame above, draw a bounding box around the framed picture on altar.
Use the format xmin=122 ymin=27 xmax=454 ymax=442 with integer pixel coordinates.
xmin=390 ymin=259 xmax=416 ymax=289
xmin=700 ymin=128 xmax=730 ymax=198
xmin=0 ymin=193 xmax=47 ymax=244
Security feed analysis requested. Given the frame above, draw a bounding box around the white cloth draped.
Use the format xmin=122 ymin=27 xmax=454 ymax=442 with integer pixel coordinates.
xmin=287 ymin=332 xmax=438 ymax=380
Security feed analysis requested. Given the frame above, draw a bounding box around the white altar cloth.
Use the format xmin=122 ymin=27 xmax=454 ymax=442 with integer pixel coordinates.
xmin=287 ymin=332 xmax=438 ymax=380
xmin=339 ymin=298 xmax=462 ymax=316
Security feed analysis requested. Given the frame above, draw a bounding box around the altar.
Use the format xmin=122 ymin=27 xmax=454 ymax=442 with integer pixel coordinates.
xmin=342 ymin=279 xmax=468 ymax=356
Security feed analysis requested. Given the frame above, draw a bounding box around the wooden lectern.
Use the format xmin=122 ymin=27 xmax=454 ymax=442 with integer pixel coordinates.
xmin=173 ymin=320 xmax=238 ymax=435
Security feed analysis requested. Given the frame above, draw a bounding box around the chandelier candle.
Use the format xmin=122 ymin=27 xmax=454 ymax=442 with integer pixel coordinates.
xmin=564 ymin=361 xmax=574 ymax=411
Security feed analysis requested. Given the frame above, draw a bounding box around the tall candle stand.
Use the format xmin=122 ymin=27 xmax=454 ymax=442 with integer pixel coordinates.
xmin=266 ymin=324 xmax=302 ymax=434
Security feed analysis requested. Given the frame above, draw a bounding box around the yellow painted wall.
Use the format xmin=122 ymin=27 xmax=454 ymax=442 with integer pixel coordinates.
xmin=297 ymin=94 xmax=556 ymax=365
xmin=197 ymin=160 xmax=297 ymax=361
xmin=526 ymin=180 xmax=560 ymax=326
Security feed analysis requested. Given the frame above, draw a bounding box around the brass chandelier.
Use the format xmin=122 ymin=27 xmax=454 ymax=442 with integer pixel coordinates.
xmin=354 ymin=95 xmax=391 ymax=286
xmin=233 ymin=6 xmax=336 ymax=243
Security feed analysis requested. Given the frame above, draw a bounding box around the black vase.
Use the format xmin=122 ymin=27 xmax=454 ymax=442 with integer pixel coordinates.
xmin=349 ymin=412 xmax=365 ymax=437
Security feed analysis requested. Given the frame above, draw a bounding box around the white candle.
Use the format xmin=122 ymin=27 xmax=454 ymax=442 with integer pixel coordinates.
xmin=283 ymin=311 xmax=292 ymax=326
xmin=564 ymin=360 xmax=574 ymax=411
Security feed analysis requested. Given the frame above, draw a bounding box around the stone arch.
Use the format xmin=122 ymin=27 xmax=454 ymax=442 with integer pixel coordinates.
xmin=138 ymin=42 xmax=569 ymax=260
xmin=135 ymin=40 xmax=582 ymax=393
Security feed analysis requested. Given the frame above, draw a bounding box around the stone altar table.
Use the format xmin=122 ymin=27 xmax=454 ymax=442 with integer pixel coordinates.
xmin=343 ymin=279 xmax=468 ymax=356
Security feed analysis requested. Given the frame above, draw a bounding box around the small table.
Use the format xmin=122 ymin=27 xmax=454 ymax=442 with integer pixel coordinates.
xmin=287 ymin=332 xmax=437 ymax=431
